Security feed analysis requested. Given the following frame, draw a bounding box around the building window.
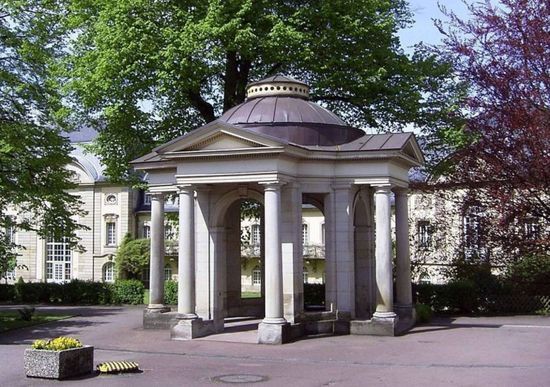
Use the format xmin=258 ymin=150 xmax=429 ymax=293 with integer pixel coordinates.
xmin=251 ymin=224 xmax=261 ymax=246
xmin=106 ymin=222 xmax=117 ymax=246
xmin=46 ymin=237 xmax=72 ymax=282
xmin=302 ymin=223 xmax=309 ymax=245
xmin=417 ymin=221 xmax=432 ymax=249
xmin=103 ymin=262 xmax=115 ymax=282
xmin=144 ymin=193 xmax=152 ymax=205
xmin=303 ymin=267 xmax=309 ymax=284
xmin=252 ymin=266 xmax=261 ymax=285
xmin=143 ymin=225 xmax=151 ymax=239
xmin=463 ymin=206 xmax=486 ymax=259
xmin=524 ymin=218 xmax=541 ymax=240
xmin=165 ymin=225 xmax=175 ymax=240
xmin=419 ymin=273 xmax=431 ymax=284
xmin=164 ymin=264 xmax=172 ymax=281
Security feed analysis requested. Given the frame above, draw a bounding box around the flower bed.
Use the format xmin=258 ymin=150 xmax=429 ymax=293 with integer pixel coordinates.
xmin=24 ymin=337 xmax=93 ymax=380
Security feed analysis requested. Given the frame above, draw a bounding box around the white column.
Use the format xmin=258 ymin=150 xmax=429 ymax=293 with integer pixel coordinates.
xmin=281 ymin=182 xmax=303 ymax=323
xmin=149 ymin=192 xmax=166 ymax=309
xmin=394 ymin=188 xmax=413 ymax=307
xmin=373 ymin=186 xmax=396 ymax=318
xmin=178 ymin=185 xmax=197 ymax=318
xmin=262 ymin=182 xmax=286 ymax=324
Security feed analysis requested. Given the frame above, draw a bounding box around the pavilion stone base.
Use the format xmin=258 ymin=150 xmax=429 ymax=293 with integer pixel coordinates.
xmin=350 ymin=314 xmax=400 ymax=336
xmin=258 ymin=322 xmax=291 ymax=345
xmin=143 ymin=308 xmax=176 ymax=329
xmin=170 ymin=318 xmax=216 ymax=340
xmin=395 ymin=304 xmax=416 ymax=334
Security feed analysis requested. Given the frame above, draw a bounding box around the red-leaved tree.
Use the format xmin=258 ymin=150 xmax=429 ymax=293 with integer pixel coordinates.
xmin=427 ymin=0 xmax=549 ymax=264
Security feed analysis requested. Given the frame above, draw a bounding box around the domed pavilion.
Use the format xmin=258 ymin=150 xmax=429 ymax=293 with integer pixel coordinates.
xmin=132 ymin=75 xmax=424 ymax=344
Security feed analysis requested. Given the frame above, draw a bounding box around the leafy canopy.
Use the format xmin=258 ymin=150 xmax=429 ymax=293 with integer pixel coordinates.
xmin=61 ymin=0 xmax=465 ymax=183
xmin=1 ymin=1 xmax=86 ymax=280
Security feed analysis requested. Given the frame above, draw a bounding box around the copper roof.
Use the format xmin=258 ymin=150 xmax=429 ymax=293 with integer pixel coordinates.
xmin=218 ymin=75 xmax=365 ymax=146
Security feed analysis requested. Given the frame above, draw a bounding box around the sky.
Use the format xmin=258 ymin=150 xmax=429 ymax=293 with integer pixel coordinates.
xmin=398 ymin=0 xmax=472 ymax=51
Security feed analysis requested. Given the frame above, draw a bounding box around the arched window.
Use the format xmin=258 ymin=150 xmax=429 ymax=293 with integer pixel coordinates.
xmin=143 ymin=225 xmax=151 ymax=239
xmin=418 ymin=273 xmax=431 ymax=284
xmin=164 ymin=264 xmax=173 ymax=281
xmin=252 ymin=266 xmax=261 ymax=285
xmin=103 ymin=262 xmax=115 ymax=283
xmin=303 ymin=267 xmax=309 ymax=284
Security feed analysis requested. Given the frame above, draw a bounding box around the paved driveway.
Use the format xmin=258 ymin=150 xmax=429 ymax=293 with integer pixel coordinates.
xmin=1 ymin=305 xmax=549 ymax=386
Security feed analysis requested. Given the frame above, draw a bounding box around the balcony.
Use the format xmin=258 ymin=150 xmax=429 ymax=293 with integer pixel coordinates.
xmin=240 ymin=243 xmax=325 ymax=259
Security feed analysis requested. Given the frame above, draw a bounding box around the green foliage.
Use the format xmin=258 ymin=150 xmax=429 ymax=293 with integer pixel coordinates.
xmin=17 ymin=306 xmax=36 ymax=321
xmin=415 ymin=303 xmax=432 ymax=323
xmin=506 ymin=255 xmax=550 ymax=295
xmin=0 ymin=1 xmax=87 ymax=278
xmin=58 ymin=0 xmax=465 ymax=184
xmin=304 ymin=283 xmax=325 ymax=307
xmin=0 ymin=284 xmax=15 ymax=301
xmin=112 ymin=279 xmax=145 ymax=305
xmin=32 ymin=337 xmax=83 ymax=351
xmin=164 ymin=280 xmax=178 ymax=305
xmin=115 ymin=234 xmax=150 ymax=278
xmin=12 ymin=279 xmax=113 ymax=305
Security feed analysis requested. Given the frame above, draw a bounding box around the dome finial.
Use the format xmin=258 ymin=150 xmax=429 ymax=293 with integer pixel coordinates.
xmin=246 ymin=75 xmax=310 ymax=100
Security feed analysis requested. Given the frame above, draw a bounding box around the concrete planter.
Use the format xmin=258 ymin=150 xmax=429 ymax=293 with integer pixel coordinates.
xmin=24 ymin=346 xmax=94 ymax=380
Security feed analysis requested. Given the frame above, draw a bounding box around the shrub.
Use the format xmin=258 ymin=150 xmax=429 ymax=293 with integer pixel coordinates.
xmin=14 ymin=279 xmax=50 ymax=303
xmin=164 ymin=280 xmax=177 ymax=305
xmin=0 ymin=284 xmax=14 ymax=301
xmin=112 ymin=279 xmax=144 ymax=305
xmin=506 ymin=255 xmax=550 ymax=295
xmin=415 ymin=303 xmax=432 ymax=323
xmin=17 ymin=306 xmax=36 ymax=321
xmin=115 ymin=235 xmax=150 ymax=279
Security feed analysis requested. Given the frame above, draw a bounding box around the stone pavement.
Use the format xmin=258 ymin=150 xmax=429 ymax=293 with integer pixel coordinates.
xmin=0 ymin=305 xmax=549 ymax=386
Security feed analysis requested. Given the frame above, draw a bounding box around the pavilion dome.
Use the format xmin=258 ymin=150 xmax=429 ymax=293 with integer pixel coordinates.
xmin=218 ymin=75 xmax=364 ymax=146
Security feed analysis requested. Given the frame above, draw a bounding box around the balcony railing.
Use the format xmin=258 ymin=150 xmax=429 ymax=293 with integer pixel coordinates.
xmin=240 ymin=243 xmax=325 ymax=259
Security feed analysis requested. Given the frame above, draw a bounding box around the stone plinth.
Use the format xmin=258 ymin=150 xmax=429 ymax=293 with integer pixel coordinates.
xmin=170 ymin=318 xmax=215 ymax=340
xmin=143 ymin=308 xmax=174 ymax=329
xmin=350 ymin=315 xmax=399 ymax=336
xmin=24 ymin=346 xmax=94 ymax=380
xmin=257 ymin=322 xmax=291 ymax=344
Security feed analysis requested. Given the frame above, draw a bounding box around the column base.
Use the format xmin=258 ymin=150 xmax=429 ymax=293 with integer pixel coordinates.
xmin=146 ymin=304 xmax=171 ymax=313
xmin=350 ymin=313 xmax=399 ymax=336
xmin=395 ymin=304 xmax=416 ymax=334
xmin=170 ymin=318 xmax=215 ymax=340
xmin=143 ymin=306 xmax=173 ymax=329
xmin=258 ymin=321 xmax=291 ymax=345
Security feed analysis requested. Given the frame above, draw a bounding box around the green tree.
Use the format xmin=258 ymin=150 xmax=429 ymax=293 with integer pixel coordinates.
xmin=115 ymin=234 xmax=150 ymax=278
xmin=61 ymin=0 xmax=465 ymax=183
xmin=0 ymin=1 xmax=85 ymax=280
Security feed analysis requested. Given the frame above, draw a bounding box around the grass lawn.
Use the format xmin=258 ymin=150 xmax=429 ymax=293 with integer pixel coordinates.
xmin=241 ymin=291 xmax=261 ymax=299
xmin=0 ymin=311 xmax=73 ymax=333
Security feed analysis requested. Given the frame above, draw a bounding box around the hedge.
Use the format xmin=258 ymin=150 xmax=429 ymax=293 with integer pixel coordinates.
xmin=1 ymin=279 xmax=144 ymax=305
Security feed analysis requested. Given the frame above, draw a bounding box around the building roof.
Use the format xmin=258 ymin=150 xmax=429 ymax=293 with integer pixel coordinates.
xmin=217 ymin=76 xmax=364 ymax=146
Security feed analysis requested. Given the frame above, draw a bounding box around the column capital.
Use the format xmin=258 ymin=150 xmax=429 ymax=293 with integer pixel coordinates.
xmin=177 ymin=184 xmax=194 ymax=194
xmin=259 ymin=181 xmax=284 ymax=191
xmin=373 ymin=185 xmax=392 ymax=194
xmin=149 ymin=192 xmax=165 ymax=200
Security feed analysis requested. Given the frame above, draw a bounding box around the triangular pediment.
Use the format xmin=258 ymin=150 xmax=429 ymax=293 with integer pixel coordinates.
xmin=153 ymin=120 xmax=288 ymax=155
xmin=401 ymin=136 xmax=425 ymax=165
xmin=181 ymin=131 xmax=265 ymax=151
